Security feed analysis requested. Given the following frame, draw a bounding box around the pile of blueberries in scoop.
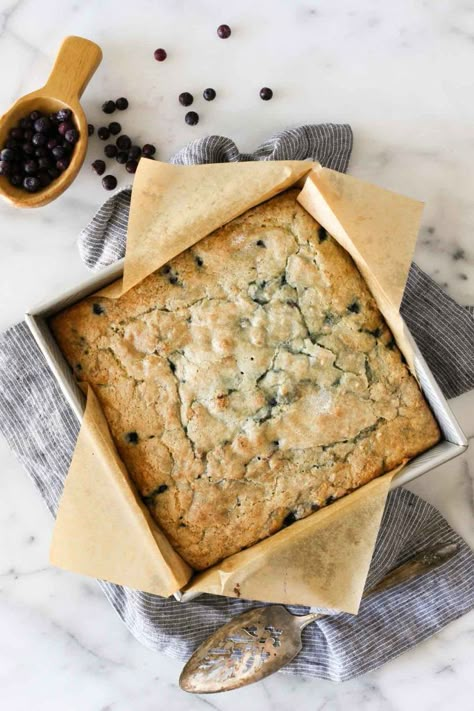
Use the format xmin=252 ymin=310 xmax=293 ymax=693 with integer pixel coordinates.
xmin=0 ymin=108 xmax=79 ymax=193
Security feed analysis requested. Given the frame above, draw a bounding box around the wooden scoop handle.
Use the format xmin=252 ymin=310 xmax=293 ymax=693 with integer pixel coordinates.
xmin=44 ymin=36 xmax=102 ymax=105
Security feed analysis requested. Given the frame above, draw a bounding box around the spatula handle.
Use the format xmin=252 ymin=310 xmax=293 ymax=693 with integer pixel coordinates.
xmin=44 ymin=36 xmax=102 ymax=104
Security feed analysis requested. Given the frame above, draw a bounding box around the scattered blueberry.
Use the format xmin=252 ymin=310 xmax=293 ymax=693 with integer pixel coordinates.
xmin=154 ymin=48 xmax=167 ymax=61
xmin=126 ymin=159 xmax=138 ymax=173
xmin=97 ymin=126 xmax=110 ymax=140
xmin=104 ymin=144 xmax=118 ymax=158
xmin=142 ymin=143 xmax=156 ymax=157
xmin=217 ymin=24 xmax=231 ymax=38
xmin=203 ymin=87 xmax=216 ymax=101
xmin=102 ymin=100 xmax=116 ymax=114
xmin=185 ymin=111 xmax=199 ymax=125
xmin=128 ymin=145 xmax=141 ymax=160
xmin=92 ymin=159 xmax=106 ymax=175
xmin=102 ymin=174 xmax=117 ymax=190
xmin=108 ymin=121 xmax=121 ymax=135
xmin=115 ymin=97 xmax=129 ymax=110
xmin=259 ymin=87 xmax=273 ymax=101
xmin=116 ymin=151 xmax=128 ymax=164
xmin=116 ymin=134 xmax=131 ymax=150
xmin=179 ymin=92 xmax=193 ymax=107
xmin=88 ymin=124 xmax=94 ymax=136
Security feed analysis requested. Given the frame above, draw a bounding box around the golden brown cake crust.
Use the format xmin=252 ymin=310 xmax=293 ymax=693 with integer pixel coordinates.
xmin=50 ymin=190 xmax=440 ymax=570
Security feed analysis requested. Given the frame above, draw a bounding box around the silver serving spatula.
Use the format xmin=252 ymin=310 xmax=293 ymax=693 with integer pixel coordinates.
xmin=179 ymin=542 xmax=459 ymax=693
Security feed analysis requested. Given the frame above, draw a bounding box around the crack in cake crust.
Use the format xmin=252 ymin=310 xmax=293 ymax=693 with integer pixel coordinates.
xmin=50 ymin=190 xmax=440 ymax=570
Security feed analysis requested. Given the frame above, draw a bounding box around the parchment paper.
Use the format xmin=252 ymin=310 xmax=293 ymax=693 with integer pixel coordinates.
xmin=50 ymin=159 xmax=426 ymax=611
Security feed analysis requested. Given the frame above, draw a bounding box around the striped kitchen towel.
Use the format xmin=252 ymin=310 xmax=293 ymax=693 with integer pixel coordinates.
xmin=0 ymin=124 xmax=473 ymax=681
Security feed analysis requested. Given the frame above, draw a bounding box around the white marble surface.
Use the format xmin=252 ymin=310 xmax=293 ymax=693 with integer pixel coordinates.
xmin=0 ymin=1 xmax=473 ymax=709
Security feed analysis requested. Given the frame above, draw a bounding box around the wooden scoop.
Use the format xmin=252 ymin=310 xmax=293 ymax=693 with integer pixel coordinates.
xmin=0 ymin=36 xmax=102 ymax=208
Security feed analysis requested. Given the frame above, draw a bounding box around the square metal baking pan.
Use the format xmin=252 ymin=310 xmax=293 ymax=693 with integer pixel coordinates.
xmin=25 ymin=257 xmax=468 ymax=598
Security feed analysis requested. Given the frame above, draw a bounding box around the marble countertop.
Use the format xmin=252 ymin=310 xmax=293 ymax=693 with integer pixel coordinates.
xmin=0 ymin=1 xmax=472 ymax=709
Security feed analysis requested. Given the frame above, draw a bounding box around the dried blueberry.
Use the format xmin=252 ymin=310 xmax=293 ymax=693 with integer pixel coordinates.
xmin=125 ymin=431 xmax=139 ymax=444
xmin=104 ymin=144 xmax=118 ymax=158
xmin=58 ymin=121 xmax=73 ymax=136
xmin=217 ymin=24 xmax=231 ymax=38
xmin=32 ymin=132 xmax=47 ymax=146
xmin=102 ymin=174 xmax=117 ymax=190
xmin=24 ymin=159 xmax=38 ymax=174
xmin=142 ymin=143 xmax=156 ymax=157
xmin=23 ymin=176 xmax=40 ymax=192
xmin=65 ymin=129 xmax=79 ymax=144
xmin=256 ymin=239 xmax=266 ymax=247
xmin=259 ymin=87 xmax=273 ymax=101
xmin=52 ymin=146 xmax=66 ymax=159
xmin=38 ymin=157 xmax=51 ymax=169
xmin=34 ymin=117 xmax=51 ymax=133
xmin=56 ymin=108 xmax=71 ymax=123
xmin=108 ymin=121 xmax=121 ymax=135
xmin=97 ymin=126 xmax=110 ymax=140
xmin=91 ymin=159 xmax=106 ymax=175
xmin=203 ymin=87 xmax=216 ymax=101
xmin=92 ymin=302 xmax=105 ymax=314
xmin=179 ymin=92 xmax=193 ymax=107
xmin=9 ymin=173 xmax=22 ymax=186
xmin=115 ymin=97 xmax=128 ymax=110
xmin=0 ymin=148 xmax=16 ymax=161
xmin=56 ymin=157 xmax=70 ymax=172
xmin=116 ymin=134 xmax=131 ymax=150
xmin=102 ymin=100 xmax=116 ymax=114
xmin=157 ymin=484 xmax=168 ymax=494
xmin=195 ymin=255 xmax=204 ymax=267
xmin=125 ymin=159 xmax=138 ymax=173
xmin=185 ymin=111 xmax=199 ymax=126
xmin=153 ymin=48 xmax=167 ymax=61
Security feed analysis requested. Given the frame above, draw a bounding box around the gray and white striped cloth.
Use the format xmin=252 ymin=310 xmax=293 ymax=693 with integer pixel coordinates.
xmin=1 ymin=124 xmax=473 ymax=682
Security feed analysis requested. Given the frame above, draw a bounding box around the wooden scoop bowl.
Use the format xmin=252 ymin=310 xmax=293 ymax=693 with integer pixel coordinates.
xmin=0 ymin=36 xmax=102 ymax=208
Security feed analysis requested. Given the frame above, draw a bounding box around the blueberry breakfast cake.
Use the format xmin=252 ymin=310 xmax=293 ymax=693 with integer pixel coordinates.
xmin=50 ymin=189 xmax=440 ymax=570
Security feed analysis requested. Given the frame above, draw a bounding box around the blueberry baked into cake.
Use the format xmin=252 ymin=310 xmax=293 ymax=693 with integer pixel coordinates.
xmin=51 ymin=189 xmax=440 ymax=570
